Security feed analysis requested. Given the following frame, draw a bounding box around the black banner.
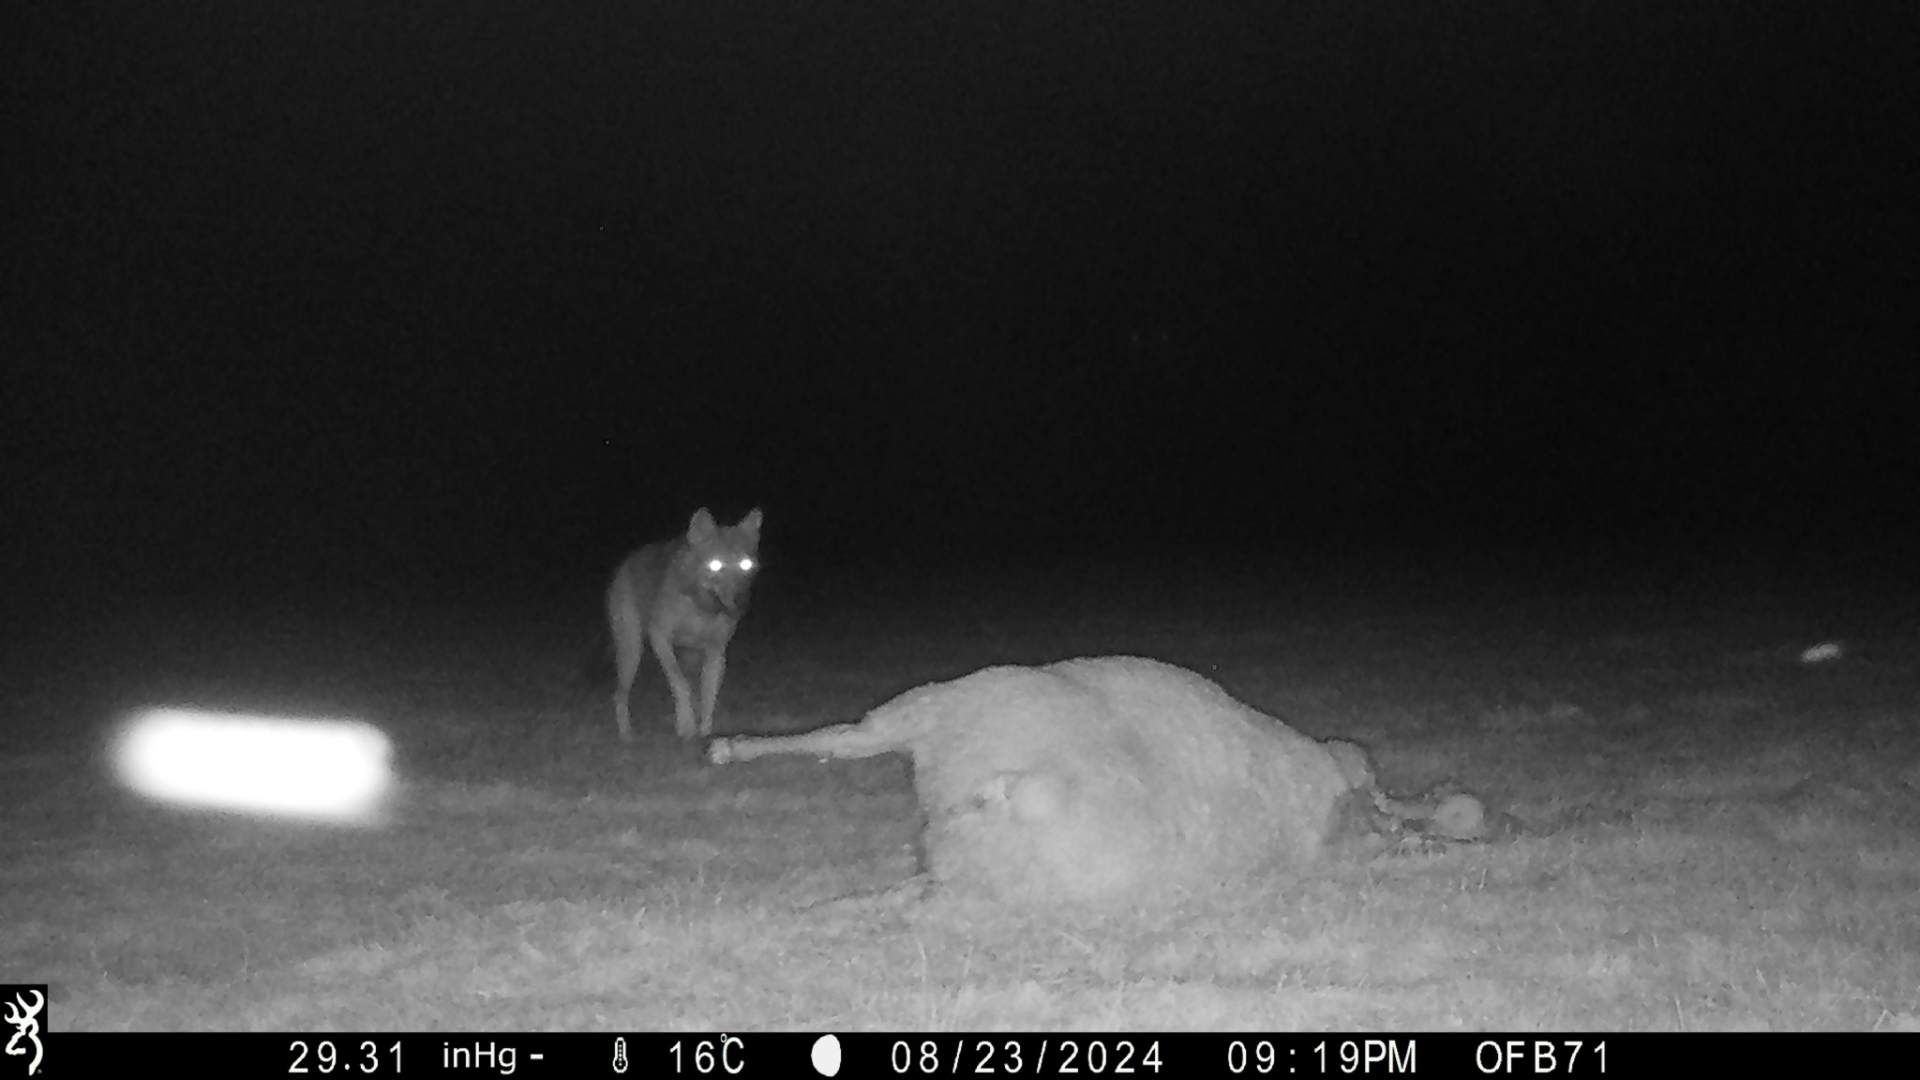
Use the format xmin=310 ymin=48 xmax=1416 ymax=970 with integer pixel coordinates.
xmin=13 ymin=1031 xmax=1875 ymax=1078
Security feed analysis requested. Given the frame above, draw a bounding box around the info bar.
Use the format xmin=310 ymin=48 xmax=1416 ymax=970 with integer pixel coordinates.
xmin=28 ymin=1031 xmax=1864 ymax=1078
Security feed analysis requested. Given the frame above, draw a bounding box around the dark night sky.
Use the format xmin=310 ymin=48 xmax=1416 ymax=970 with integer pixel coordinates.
xmin=7 ymin=1 xmax=1915 ymax=611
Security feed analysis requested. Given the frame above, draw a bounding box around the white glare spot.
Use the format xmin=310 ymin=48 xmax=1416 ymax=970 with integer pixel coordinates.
xmin=810 ymin=1035 xmax=842 ymax=1077
xmin=706 ymin=558 xmax=725 ymax=573
xmin=738 ymin=558 xmax=755 ymax=572
xmin=113 ymin=708 xmax=392 ymax=826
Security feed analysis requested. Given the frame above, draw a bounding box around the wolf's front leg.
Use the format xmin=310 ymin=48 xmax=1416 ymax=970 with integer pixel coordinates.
xmin=649 ymin=630 xmax=701 ymax=740
xmin=697 ymin=645 xmax=728 ymax=738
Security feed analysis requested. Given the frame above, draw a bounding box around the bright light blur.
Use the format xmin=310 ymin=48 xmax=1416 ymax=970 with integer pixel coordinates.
xmin=112 ymin=708 xmax=392 ymax=826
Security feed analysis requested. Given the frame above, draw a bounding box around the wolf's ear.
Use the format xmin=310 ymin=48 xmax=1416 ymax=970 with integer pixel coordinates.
xmin=738 ymin=508 xmax=763 ymax=539
xmin=688 ymin=508 xmax=718 ymax=540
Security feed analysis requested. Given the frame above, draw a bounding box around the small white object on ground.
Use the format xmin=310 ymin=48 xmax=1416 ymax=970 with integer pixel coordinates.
xmin=1799 ymin=641 xmax=1847 ymax=664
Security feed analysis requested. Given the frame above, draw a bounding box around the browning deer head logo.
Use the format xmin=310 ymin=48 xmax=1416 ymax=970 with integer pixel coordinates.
xmin=3 ymin=990 xmax=43 ymax=1077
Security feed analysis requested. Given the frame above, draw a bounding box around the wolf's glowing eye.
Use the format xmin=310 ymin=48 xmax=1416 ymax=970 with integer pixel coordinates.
xmin=738 ymin=558 xmax=755 ymax=572
xmin=706 ymin=558 xmax=725 ymax=573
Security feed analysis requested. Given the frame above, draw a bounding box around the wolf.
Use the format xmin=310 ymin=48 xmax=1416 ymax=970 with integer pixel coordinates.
xmin=605 ymin=507 xmax=761 ymax=741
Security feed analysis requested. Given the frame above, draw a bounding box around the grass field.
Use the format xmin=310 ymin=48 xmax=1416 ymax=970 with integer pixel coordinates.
xmin=4 ymin=562 xmax=1918 ymax=1032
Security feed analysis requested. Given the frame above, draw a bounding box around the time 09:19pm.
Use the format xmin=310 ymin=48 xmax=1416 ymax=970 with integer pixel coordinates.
xmin=1227 ymin=1039 xmax=1417 ymax=1075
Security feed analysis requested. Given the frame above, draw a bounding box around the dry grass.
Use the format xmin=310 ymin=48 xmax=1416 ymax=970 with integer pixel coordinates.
xmin=4 ymin=579 xmax=1919 ymax=1031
